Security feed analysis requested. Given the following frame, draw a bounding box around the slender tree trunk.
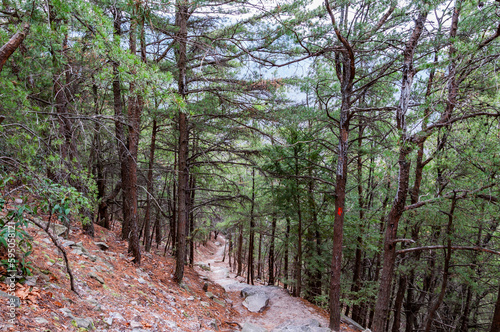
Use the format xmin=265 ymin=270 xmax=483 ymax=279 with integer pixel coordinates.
xmin=268 ymin=212 xmax=277 ymax=285
xmin=247 ymin=168 xmax=256 ymax=285
xmin=284 ymin=217 xmax=290 ymax=290
xmin=237 ymin=223 xmax=243 ymax=276
xmin=372 ymin=11 xmax=427 ymax=332
xmin=294 ymin=147 xmax=303 ymax=297
xmin=174 ymin=1 xmax=190 ymax=283
xmin=144 ymin=119 xmax=157 ymax=252
xmin=325 ymin=2 xmax=356 ymax=328
xmin=423 ymin=195 xmax=456 ymax=332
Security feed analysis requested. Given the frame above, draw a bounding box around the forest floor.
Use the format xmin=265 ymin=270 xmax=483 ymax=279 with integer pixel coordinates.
xmin=0 ymin=202 xmax=357 ymax=332
xmin=194 ymin=236 xmax=358 ymax=332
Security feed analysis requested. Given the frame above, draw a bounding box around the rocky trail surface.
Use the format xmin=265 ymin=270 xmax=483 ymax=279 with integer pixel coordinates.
xmin=194 ymin=236 xmax=364 ymax=332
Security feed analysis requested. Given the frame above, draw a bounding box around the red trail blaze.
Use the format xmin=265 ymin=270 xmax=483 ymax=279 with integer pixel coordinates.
xmin=338 ymin=207 xmax=343 ymax=216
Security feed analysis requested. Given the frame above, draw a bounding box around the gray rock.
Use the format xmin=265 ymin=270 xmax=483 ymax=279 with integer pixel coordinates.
xmin=242 ymin=322 xmax=269 ymax=332
xmin=213 ymin=298 xmax=226 ymax=307
xmin=74 ymin=317 xmax=93 ymax=329
xmin=242 ymin=293 xmax=270 ymax=313
xmin=203 ymin=282 xmax=209 ymax=291
xmin=137 ymin=277 xmax=147 ymax=284
xmin=206 ymin=292 xmax=215 ymax=299
xmin=208 ymin=319 xmax=218 ymax=329
xmin=165 ymin=320 xmax=178 ymax=329
xmin=240 ymin=285 xmax=277 ymax=298
xmin=94 ymin=242 xmax=109 ymax=250
xmin=25 ymin=276 xmax=37 ymax=287
xmin=89 ymin=272 xmax=105 ymax=284
xmin=272 ymin=319 xmax=330 ymax=332
xmin=38 ymin=220 xmax=68 ymax=237
xmin=61 ymin=240 xmax=76 ymax=247
xmin=14 ymin=198 xmax=23 ymax=205
xmin=59 ymin=308 xmax=75 ymax=319
xmin=187 ymin=296 xmax=195 ymax=301
xmin=34 ymin=317 xmax=49 ymax=324
xmin=341 ymin=314 xmax=365 ymax=331
xmin=0 ymin=291 xmax=20 ymax=307
xmin=104 ymin=317 xmax=113 ymax=326
xmin=109 ymin=312 xmax=125 ymax=321
xmin=130 ymin=321 xmax=143 ymax=328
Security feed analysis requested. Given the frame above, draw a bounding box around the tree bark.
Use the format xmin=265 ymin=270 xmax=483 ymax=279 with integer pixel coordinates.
xmin=491 ymin=284 xmax=500 ymax=332
xmin=268 ymin=212 xmax=277 ymax=285
xmin=247 ymin=168 xmax=256 ymax=285
xmin=144 ymin=119 xmax=157 ymax=252
xmin=0 ymin=22 xmax=30 ymax=73
xmin=174 ymin=0 xmax=190 ymax=283
xmin=325 ymin=1 xmax=356 ymax=329
xmin=372 ymin=10 xmax=427 ymax=332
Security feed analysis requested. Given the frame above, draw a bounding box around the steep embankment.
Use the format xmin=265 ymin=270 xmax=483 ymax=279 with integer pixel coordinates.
xmin=0 ymin=214 xmax=236 ymax=332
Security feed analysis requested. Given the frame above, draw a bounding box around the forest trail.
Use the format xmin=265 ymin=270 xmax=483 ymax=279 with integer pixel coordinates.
xmin=195 ymin=236 xmax=357 ymax=332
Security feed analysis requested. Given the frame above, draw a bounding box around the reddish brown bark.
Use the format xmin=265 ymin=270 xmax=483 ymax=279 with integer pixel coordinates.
xmin=174 ymin=0 xmax=190 ymax=283
xmin=491 ymin=285 xmax=500 ymax=332
xmin=372 ymin=10 xmax=428 ymax=332
xmin=0 ymin=22 xmax=29 ymax=73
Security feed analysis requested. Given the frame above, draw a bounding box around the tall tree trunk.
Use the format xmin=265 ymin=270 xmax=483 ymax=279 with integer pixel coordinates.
xmin=325 ymin=1 xmax=356 ymax=329
xmin=144 ymin=119 xmax=157 ymax=252
xmin=237 ymin=223 xmax=243 ymax=276
xmin=247 ymin=168 xmax=256 ymax=285
xmin=294 ymin=146 xmax=303 ymax=298
xmin=268 ymin=212 xmax=277 ymax=285
xmin=123 ymin=8 xmax=142 ymax=264
xmin=423 ymin=195 xmax=456 ymax=332
xmin=284 ymin=217 xmax=290 ymax=290
xmin=491 ymin=284 xmax=500 ymax=332
xmin=372 ymin=10 xmax=427 ymax=332
xmin=174 ymin=0 xmax=190 ymax=283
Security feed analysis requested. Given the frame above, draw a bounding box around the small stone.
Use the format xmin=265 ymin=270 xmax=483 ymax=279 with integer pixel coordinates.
xmin=94 ymin=242 xmax=109 ymax=250
xmin=74 ymin=317 xmax=93 ymax=329
xmin=104 ymin=317 xmax=113 ymax=326
xmin=89 ymin=272 xmax=105 ymax=284
xmin=109 ymin=312 xmax=125 ymax=320
xmin=165 ymin=321 xmax=178 ymax=329
xmin=14 ymin=198 xmax=23 ymax=205
xmin=202 ymin=282 xmax=209 ymax=292
xmin=187 ymin=296 xmax=195 ymax=301
xmin=61 ymin=240 xmax=75 ymax=247
xmin=206 ymin=292 xmax=215 ymax=299
xmin=137 ymin=277 xmax=147 ymax=284
xmin=59 ymin=308 xmax=75 ymax=319
xmin=34 ymin=317 xmax=49 ymax=324
xmin=130 ymin=321 xmax=143 ymax=328
xmin=24 ymin=276 xmax=38 ymax=286
xmin=213 ymin=298 xmax=226 ymax=307
xmin=131 ymin=300 xmax=138 ymax=305
xmin=200 ymin=301 xmax=210 ymax=307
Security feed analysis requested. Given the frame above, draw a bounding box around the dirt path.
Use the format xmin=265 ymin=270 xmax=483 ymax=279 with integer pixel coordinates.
xmin=194 ymin=236 xmax=334 ymax=331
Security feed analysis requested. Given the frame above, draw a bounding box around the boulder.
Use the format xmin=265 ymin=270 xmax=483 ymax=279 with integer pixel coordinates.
xmin=242 ymin=293 xmax=270 ymax=313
